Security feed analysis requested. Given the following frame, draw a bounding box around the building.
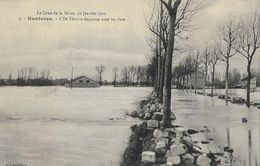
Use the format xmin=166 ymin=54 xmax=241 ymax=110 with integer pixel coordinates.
xmin=188 ymin=71 xmax=205 ymax=89
xmin=237 ymin=76 xmax=256 ymax=90
xmin=65 ymin=76 xmax=100 ymax=88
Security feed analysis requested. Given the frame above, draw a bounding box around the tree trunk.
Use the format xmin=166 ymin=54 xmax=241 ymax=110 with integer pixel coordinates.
xmin=162 ymin=16 xmax=176 ymax=129
xmin=211 ymin=66 xmax=215 ymax=97
xmin=225 ymin=59 xmax=229 ymax=104
xmin=186 ymin=75 xmax=188 ymax=91
xmin=159 ymin=55 xmax=165 ymax=103
xmin=195 ymin=69 xmax=197 ymax=94
xmin=157 ymin=56 xmax=161 ymax=96
xmin=189 ymin=75 xmax=192 ymax=92
xmin=182 ymin=77 xmax=185 ymax=91
xmin=246 ymin=63 xmax=251 ymax=107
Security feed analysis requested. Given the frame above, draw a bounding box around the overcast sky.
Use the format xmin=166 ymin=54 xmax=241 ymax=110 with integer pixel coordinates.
xmin=0 ymin=0 xmax=259 ymax=81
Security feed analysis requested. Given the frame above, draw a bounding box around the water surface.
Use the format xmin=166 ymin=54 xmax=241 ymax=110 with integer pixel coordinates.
xmin=0 ymin=86 xmax=152 ymax=166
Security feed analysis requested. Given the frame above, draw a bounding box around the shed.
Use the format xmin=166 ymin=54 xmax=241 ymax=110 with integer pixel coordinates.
xmin=66 ymin=76 xmax=100 ymax=88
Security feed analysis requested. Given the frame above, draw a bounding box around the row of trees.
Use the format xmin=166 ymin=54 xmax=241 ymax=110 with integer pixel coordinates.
xmin=173 ymin=12 xmax=259 ymax=107
xmin=147 ymin=0 xmax=202 ymax=128
xmin=95 ymin=64 xmax=156 ymax=86
xmin=146 ymin=0 xmax=259 ymax=128
xmin=1 ymin=67 xmax=54 ymax=86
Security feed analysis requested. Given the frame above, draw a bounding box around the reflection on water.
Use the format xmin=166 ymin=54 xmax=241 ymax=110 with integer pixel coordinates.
xmin=172 ymin=89 xmax=259 ymax=166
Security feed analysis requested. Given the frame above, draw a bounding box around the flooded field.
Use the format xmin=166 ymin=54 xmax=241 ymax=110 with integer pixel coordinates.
xmin=0 ymin=86 xmax=151 ymax=166
xmin=0 ymin=87 xmax=258 ymax=166
xmin=172 ymin=89 xmax=259 ymax=166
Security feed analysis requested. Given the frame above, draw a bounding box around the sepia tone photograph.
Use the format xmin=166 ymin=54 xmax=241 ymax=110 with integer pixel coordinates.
xmin=0 ymin=0 xmax=259 ymax=166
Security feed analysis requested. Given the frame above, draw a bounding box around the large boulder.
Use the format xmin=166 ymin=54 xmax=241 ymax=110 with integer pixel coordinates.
xmin=155 ymin=141 xmax=167 ymax=156
xmin=182 ymin=153 xmax=195 ymax=166
xmin=130 ymin=110 xmax=138 ymax=117
xmin=150 ymin=104 xmax=157 ymax=112
xmin=196 ymin=154 xmax=211 ymax=166
xmin=167 ymin=156 xmax=181 ymax=165
xmin=170 ymin=143 xmax=187 ymax=156
xmin=147 ymin=120 xmax=159 ymax=128
xmin=153 ymin=129 xmax=163 ymax=139
xmin=154 ymin=112 xmax=163 ymax=121
xmin=182 ymin=136 xmax=193 ymax=149
xmin=144 ymin=112 xmax=152 ymax=120
xmin=142 ymin=151 xmax=156 ymax=163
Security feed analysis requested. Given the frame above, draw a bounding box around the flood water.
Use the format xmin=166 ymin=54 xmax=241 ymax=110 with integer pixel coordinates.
xmin=172 ymin=89 xmax=259 ymax=166
xmin=0 ymin=86 xmax=151 ymax=166
xmin=0 ymin=87 xmax=259 ymax=166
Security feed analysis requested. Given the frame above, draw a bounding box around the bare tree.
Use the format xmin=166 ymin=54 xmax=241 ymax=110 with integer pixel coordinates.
xmin=159 ymin=0 xmax=205 ymax=128
xmin=218 ymin=19 xmax=240 ymax=104
xmin=96 ymin=65 xmax=106 ymax=85
xmin=236 ymin=12 xmax=260 ymax=107
xmin=209 ymin=44 xmax=220 ymax=97
xmin=193 ymin=50 xmax=200 ymax=94
xmin=200 ymin=45 xmax=212 ymax=95
xmin=159 ymin=0 xmax=182 ymax=128
xmin=113 ymin=67 xmax=119 ymax=87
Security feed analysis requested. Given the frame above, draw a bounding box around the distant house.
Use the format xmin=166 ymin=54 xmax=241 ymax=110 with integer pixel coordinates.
xmin=188 ymin=71 xmax=205 ymax=89
xmin=237 ymin=76 xmax=256 ymax=90
xmin=65 ymin=76 xmax=100 ymax=88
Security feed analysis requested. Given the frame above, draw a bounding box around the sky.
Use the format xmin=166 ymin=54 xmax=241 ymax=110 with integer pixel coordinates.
xmin=0 ymin=0 xmax=259 ymax=81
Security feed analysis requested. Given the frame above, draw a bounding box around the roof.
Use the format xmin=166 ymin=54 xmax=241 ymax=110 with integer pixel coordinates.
xmin=241 ymin=76 xmax=255 ymax=81
xmin=72 ymin=76 xmax=98 ymax=83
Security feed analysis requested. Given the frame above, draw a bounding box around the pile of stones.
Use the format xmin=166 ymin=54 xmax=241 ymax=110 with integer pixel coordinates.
xmin=141 ymin=121 xmax=235 ymax=166
xmin=127 ymin=92 xmax=176 ymax=121
xmin=125 ymin=92 xmax=236 ymax=166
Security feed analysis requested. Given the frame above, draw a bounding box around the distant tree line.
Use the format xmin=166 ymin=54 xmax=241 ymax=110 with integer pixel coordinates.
xmin=95 ymin=63 xmax=156 ymax=87
xmin=0 ymin=67 xmax=54 ymax=86
xmin=115 ymin=64 xmax=156 ymax=86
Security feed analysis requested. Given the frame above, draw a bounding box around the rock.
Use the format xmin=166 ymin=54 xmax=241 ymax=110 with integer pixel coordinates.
xmin=155 ymin=141 xmax=167 ymax=156
xmin=167 ymin=156 xmax=181 ymax=165
xmin=130 ymin=110 xmax=138 ymax=117
xmin=154 ymin=112 xmax=163 ymax=121
xmin=166 ymin=150 xmax=173 ymax=157
xmin=174 ymin=127 xmax=185 ymax=138
xmin=157 ymin=104 xmax=164 ymax=112
xmin=196 ymin=154 xmax=211 ymax=166
xmin=139 ymin=112 xmax=145 ymax=119
xmin=156 ymin=141 xmax=167 ymax=148
xmin=150 ymin=104 xmax=157 ymax=112
xmin=182 ymin=136 xmax=193 ymax=148
xmin=187 ymin=129 xmax=199 ymax=135
xmin=182 ymin=153 xmax=194 ymax=166
xmin=242 ymin=118 xmax=248 ymax=123
xmin=201 ymin=141 xmax=210 ymax=144
xmin=162 ymin=130 xmax=169 ymax=138
xmin=192 ymin=145 xmax=204 ymax=154
xmin=170 ymin=113 xmax=176 ymax=120
xmin=182 ymin=130 xmax=191 ymax=137
xmin=224 ymin=146 xmax=234 ymax=153
xmin=170 ymin=143 xmax=187 ymax=156
xmin=143 ymin=106 xmax=150 ymax=113
xmin=142 ymin=151 xmax=156 ymax=163
xmin=155 ymin=146 xmax=167 ymax=156
xmin=153 ymin=129 xmax=163 ymax=139
xmin=155 ymin=137 xmax=169 ymax=146
xmin=156 ymin=157 xmax=167 ymax=164
xmin=170 ymin=137 xmax=180 ymax=144
xmin=165 ymin=162 xmax=174 ymax=166
xmin=144 ymin=112 xmax=152 ymax=120
xmin=147 ymin=120 xmax=159 ymax=128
